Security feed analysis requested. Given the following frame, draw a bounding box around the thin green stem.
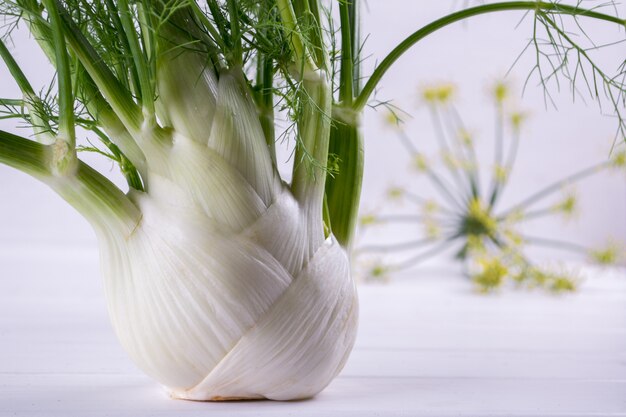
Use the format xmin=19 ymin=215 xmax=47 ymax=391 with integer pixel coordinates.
xmin=56 ymin=2 xmax=143 ymax=133
xmin=348 ymin=0 xmax=361 ymax=96
xmin=404 ymin=190 xmax=455 ymax=215
xmin=338 ymin=0 xmax=353 ymax=105
xmin=358 ymin=237 xmax=437 ymax=254
xmin=397 ymin=130 xmax=466 ymax=212
xmin=376 ymin=214 xmax=430 ymax=223
xmin=0 ymin=40 xmax=35 ymax=97
xmin=500 ymin=161 xmax=609 ymax=217
xmin=190 ymin=2 xmax=226 ymax=52
xmin=449 ymin=105 xmax=480 ymax=198
xmin=507 ymin=206 xmax=557 ymax=222
xmin=307 ymin=0 xmax=326 ymax=67
xmin=43 ymin=0 xmax=77 ymax=172
xmin=375 ymin=214 xmax=455 ymax=226
xmin=138 ymin=1 xmax=157 ymax=93
xmin=255 ymin=51 xmax=277 ymax=165
xmin=353 ymin=1 xmax=625 ymax=111
xmin=494 ymin=124 xmax=522 ymax=207
xmin=394 ymin=236 xmax=460 ymax=270
xmin=430 ymin=105 xmax=470 ymax=199
xmin=521 ymin=235 xmax=590 ymax=254
xmin=277 ymin=0 xmax=307 ymax=67
xmin=118 ymin=0 xmax=154 ymax=119
xmin=488 ymin=102 xmax=506 ymax=208
xmin=80 ymin=78 xmax=147 ymax=180
xmin=226 ymin=0 xmax=243 ymax=66
xmin=0 ymin=39 xmax=53 ymax=142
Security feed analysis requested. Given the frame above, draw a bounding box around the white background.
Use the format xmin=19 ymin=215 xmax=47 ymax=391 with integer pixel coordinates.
xmin=0 ymin=1 xmax=624 ymax=266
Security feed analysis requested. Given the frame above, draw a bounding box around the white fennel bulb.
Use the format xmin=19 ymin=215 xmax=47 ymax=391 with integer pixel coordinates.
xmin=94 ymin=65 xmax=358 ymax=400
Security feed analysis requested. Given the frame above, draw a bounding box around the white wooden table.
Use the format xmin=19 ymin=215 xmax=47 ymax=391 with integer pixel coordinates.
xmin=1 ymin=245 xmax=625 ymax=416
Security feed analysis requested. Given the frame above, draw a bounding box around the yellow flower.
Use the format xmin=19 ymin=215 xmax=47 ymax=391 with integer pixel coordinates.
xmin=503 ymin=208 xmax=525 ymax=223
xmin=359 ymin=214 xmax=378 ymax=226
xmin=526 ymin=267 xmax=578 ymax=292
xmin=552 ymin=193 xmax=577 ymax=216
xmin=466 ymin=235 xmax=486 ymax=254
xmin=589 ymin=242 xmax=623 ymax=265
xmin=493 ymin=81 xmax=508 ymax=104
xmin=458 ymin=129 xmax=473 ymax=146
xmin=422 ymin=83 xmax=455 ymax=104
xmin=472 ymin=256 xmax=508 ymax=292
xmin=502 ymin=228 xmax=524 ymax=247
xmin=424 ymin=219 xmax=441 ymax=239
xmin=386 ymin=186 xmax=405 ymax=200
xmin=493 ymin=164 xmax=508 ymax=182
xmin=412 ymin=154 xmax=429 ymax=172
xmin=442 ymin=151 xmax=459 ymax=170
xmin=466 ymin=198 xmax=498 ymax=236
xmin=550 ymin=275 xmax=577 ymax=293
xmin=611 ymin=150 xmax=626 ymax=169
xmin=369 ymin=263 xmax=391 ymax=282
xmin=422 ymin=200 xmax=439 ymax=215
xmin=510 ymin=111 xmax=526 ymax=130
xmin=384 ymin=110 xmax=402 ymax=129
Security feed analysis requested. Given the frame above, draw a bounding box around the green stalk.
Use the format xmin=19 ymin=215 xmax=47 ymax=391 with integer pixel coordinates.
xmin=500 ymin=161 xmax=609 ymax=217
xmin=348 ymin=0 xmax=361 ymax=95
xmin=488 ymin=100 xmax=506 ymax=208
xmin=492 ymin=123 xmax=522 ymax=207
xmin=396 ymin=130 xmax=466 ymax=212
xmin=376 ymin=214 xmax=444 ymax=223
xmin=253 ymin=0 xmax=276 ymax=165
xmin=118 ymin=0 xmax=154 ymax=119
xmin=277 ymin=0 xmax=307 ymax=67
xmin=338 ymin=1 xmax=354 ymax=105
xmin=80 ymin=80 xmax=148 ymax=182
xmin=358 ymin=237 xmax=436 ymax=254
xmin=6 ymin=3 xmax=144 ymax=187
xmin=255 ymin=52 xmax=277 ymax=165
xmin=278 ymin=0 xmax=332 ymax=246
xmin=324 ymin=0 xmax=363 ymax=248
xmin=56 ymin=2 xmax=143 ymax=133
xmin=394 ymin=236 xmax=460 ymax=270
xmin=58 ymin=162 xmax=142 ymax=237
xmin=325 ymin=109 xmax=363 ymax=247
xmin=291 ymin=75 xmax=333 ymax=243
xmin=104 ymin=0 xmax=137 ymax=92
xmin=353 ymin=1 xmax=625 ymax=111
xmin=0 ymin=39 xmax=53 ymax=142
xmin=43 ymin=0 xmax=77 ymax=174
xmin=521 ymin=235 xmax=590 ymax=254
xmin=0 ymin=129 xmax=51 ymax=178
xmin=508 ymin=206 xmax=557 ymax=222
xmin=0 ymin=130 xmax=140 ymax=235
xmin=226 ymin=0 xmax=243 ymax=66
xmin=449 ymin=106 xmax=480 ymax=198
xmin=429 ymin=105 xmax=469 ymax=200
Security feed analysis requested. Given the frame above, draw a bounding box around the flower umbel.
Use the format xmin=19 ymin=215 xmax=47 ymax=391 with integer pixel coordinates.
xmin=359 ymin=82 xmax=624 ymax=293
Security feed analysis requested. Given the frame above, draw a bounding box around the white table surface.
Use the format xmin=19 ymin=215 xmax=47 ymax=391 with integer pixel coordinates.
xmin=1 ymin=244 xmax=625 ymax=416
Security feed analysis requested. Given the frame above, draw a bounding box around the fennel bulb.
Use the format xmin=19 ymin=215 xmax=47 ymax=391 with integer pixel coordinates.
xmin=98 ymin=68 xmax=358 ymax=400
